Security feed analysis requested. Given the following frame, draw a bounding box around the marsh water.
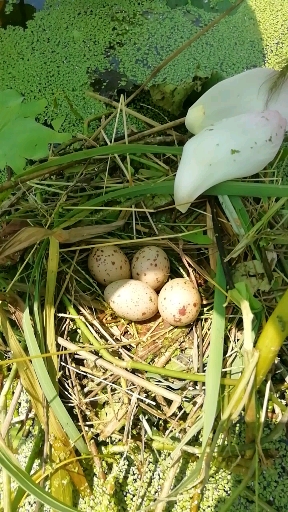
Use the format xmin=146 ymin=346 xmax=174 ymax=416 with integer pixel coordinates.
xmin=0 ymin=0 xmax=44 ymax=28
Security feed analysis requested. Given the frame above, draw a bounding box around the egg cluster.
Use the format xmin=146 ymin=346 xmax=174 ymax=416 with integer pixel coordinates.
xmin=88 ymin=245 xmax=201 ymax=326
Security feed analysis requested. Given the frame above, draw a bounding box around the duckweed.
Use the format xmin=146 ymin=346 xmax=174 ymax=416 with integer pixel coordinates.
xmin=1 ymin=0 xmax=287 ymax=135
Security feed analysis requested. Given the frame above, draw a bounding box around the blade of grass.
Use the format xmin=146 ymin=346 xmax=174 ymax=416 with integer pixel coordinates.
xmin=172 ymin=352 xmax=259 ymax=496
xmin=43 ymin=238 xmax=75 ymax=507
xmin=218 ymin=454 xmax=257 ymax=512
xmin=0 ymin=435 xmax=78 ymax=512
xmin=244 ymin=490 xmax=278 ymax=512
xmin=50 ymin=468 xmax=73 ymax=510
xmin=157 ymin=351 xmax=258 ymax=512
xmin=226 ymin=197 xmax=287 ymax=261
xmin=16 ymin=145 xmax=183 ymax=177
xmin=170 ymin=417 xmax=204 ymax=459
xmin=22 ymin=305 xmax=88 ymax=454
xmin=32 ymin=241 xmax=47 ymax=353
xmin=202 ymin=256 xmax=226 ymax=448
xmin=53 ymin=219 xmax=125 ymax=243
xmin=0 ymin=304 xmax=90 ymax=498
xmin=228 ymin=195 xmax=262 ymax=260
xmin=0 ymin=365 xmax=17 ymax=512
xmin=0 ymin=221 xmax=126 ymax=262
xmin=57 ymin=180 xmax=288 ymax=230
xmin=12 ymin=423 xmax=44 ymax=511
xmin=218 ymin=195 xmax=246 ymax=237
xmin=0 ymin=227 xmax=51 ymax=262
xmin=255 ymin=288 xmax=288 ymax=388
xmin=44 ymin=236 xmax=59 ymax=382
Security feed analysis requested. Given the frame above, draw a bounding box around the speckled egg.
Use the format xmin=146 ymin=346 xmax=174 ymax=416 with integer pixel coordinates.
xmin=158 ymin=278 xmax=201 ymax=326
xmin=88 ymin=245 xmax=131 ymax=286
xmin=131 ymin=246 xmax=170 ymax=291
xmin=104 ymin=279 xmax=158 ymax=322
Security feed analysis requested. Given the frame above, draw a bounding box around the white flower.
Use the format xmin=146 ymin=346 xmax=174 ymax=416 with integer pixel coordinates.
xmin=185 ymin=68 xmax=288 ymax=134
xmin=174 ymin=110 xmax=286 ymax=213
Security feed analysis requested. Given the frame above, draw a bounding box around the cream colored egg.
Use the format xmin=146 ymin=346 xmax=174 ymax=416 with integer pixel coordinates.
xmin=104 ymin=279 xmax=158 ymax=322
xmin=88 ymin=245 xmax=130 ymax=286
xmin=131 ymin=246 xmax=170 ymax=291
xmin=158 ymin=278 xmax=201 ymax=326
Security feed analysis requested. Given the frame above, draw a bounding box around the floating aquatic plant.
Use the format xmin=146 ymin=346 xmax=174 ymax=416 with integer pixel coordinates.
xmin=0 ymin=0 xmax=268 ymax=134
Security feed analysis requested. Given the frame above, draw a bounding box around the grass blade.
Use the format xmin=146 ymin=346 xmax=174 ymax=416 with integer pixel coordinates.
xmin=202 ymin=256 xmax=226 ymax=448
xmin=19 ymin=145 xmax=183 ymax=177
xmin=0 ymin=304 xmax=90 ymax=502
xmin=0 ymin=435 xmax=77 ymax=512
xmin=255 ymin=289 xmax=288 ymax=388
xmin=226 ymin=197 xmax=287 ymax=260
xmin=228 ymin=195 xmax=262 ymax=260
xmin=44 ymin=236 xmax=59 ymax=382
xmin=22 ymin=306 xmax=88 ymax=454
xmin=58 ymin=180 xmax=288 ymax=230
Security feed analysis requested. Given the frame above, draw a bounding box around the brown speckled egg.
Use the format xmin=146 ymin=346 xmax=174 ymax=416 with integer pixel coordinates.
xmin=104 ymin=279 xmax=158 ymax=321
xmin=131 ymin=246 xmax=170 ymax=291
xmin=158 ymin=278 xmax=201 ymax=326
xmin=88 ymin=245 xmax=130 ymax=286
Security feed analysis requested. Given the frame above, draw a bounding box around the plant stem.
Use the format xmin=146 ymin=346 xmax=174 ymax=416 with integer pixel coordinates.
xmin=125 ymin=0 xmax=245 ymax=104
xmin=0 ymin=364 xmax=17 ymax=512
xmin=62 ymin=295 xmax=236 ymax=386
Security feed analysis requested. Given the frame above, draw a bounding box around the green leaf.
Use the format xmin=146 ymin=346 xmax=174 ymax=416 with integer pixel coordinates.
xmin=19 ymin=98 xmax=47 ymax=118
xmin=181 ymin=231 xmax=213 ymax=244
xmin=52 ymin=116 xmax=66 ymax=132
xmin=22 ymin=306 xmax=88 ymax=455
xmin=202 ymin=256 xmax=226 ymax=448
xmin=0 ymin=90 xmax=71 ymax=174
xmin=229 ymin=282 xmax=262 ymax=313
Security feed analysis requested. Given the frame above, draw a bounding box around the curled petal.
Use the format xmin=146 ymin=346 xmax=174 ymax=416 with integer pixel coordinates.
xmin=175 ymin=110 xmax=286 ymax=213
xmin=185 ymin=68 xmax=288 ymax=134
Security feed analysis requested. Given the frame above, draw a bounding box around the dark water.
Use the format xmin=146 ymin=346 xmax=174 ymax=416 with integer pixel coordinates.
xmin=0 ymin=0 xmax=45 ymax=28
xmin=167 ymin=0 xmax=239 ymax=14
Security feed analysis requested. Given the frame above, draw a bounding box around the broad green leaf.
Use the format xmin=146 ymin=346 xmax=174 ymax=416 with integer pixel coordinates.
xmin=52 ymin=116 xmax=66 ymax=132
xmin=0 ymin=89 xmax=23 ymax=110
xmin=19 ymin=98 xmax=47 ymax=118
xmin=0 ymin=90 xmax=71 ymax=174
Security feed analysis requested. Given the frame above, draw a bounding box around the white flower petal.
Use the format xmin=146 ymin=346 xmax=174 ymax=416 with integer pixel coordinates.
xmin=174 ymin=110 xmax=286 ymax=213
xmin=185 ymin=68 xmax=288 ymax=134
